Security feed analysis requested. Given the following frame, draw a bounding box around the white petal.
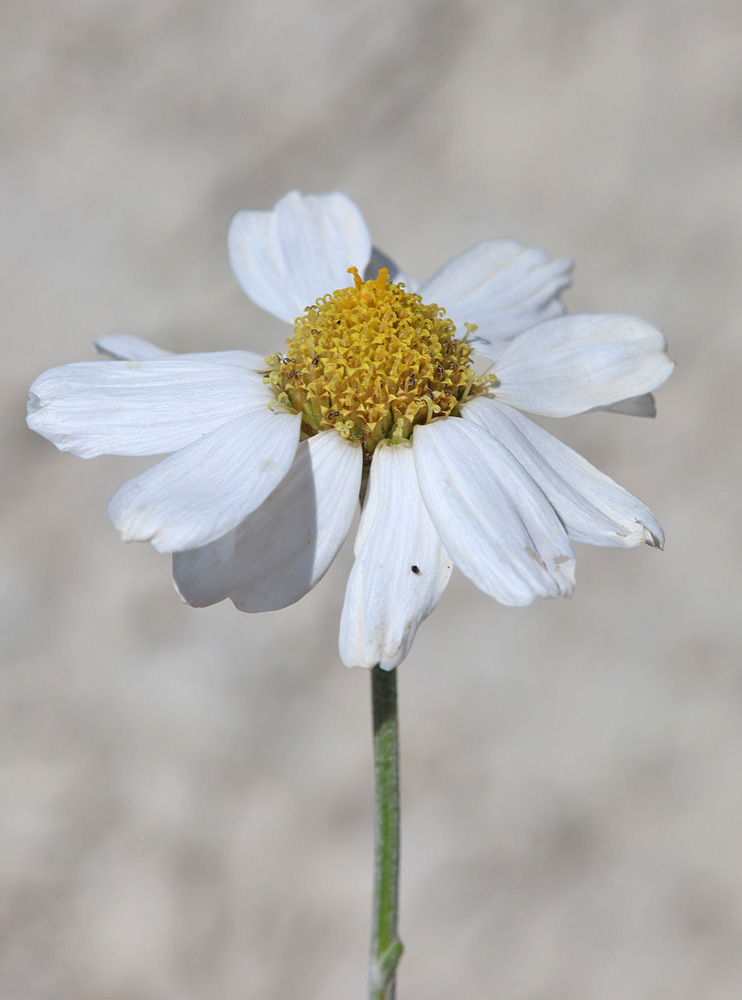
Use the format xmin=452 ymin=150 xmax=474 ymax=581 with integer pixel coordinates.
xmin=419 ymin=239 xmax=572 ymax=350
xmin=179 ymin=350 xmax=269 ymax=368
xmin=339 ymin=441 xmax=452 ymax=671
xmin=462 ymin=397 xmax=664 ymax=548
xmin=593 ymin=393 xmax=657 ymax=418
xmin=493 ymin=314 xmax=674 ymax=417
xmin=95 ymin=335 xmax=173 ymax=360
xmin=27 ymin=358 xmax=275 ymax=458
xmin=95 ymin=335 xmax=268 ymax=371
xmin=228 ymin=191 xmax=372 ymax=323
xmin=413 ymin=418 xmax=575 ymax=605
xmin=107 ymin=407 xmax=301 ymax=552
xmin=172 ymin=431 xmax=361 ymax=612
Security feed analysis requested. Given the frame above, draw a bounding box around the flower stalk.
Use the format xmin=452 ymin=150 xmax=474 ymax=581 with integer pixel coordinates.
xmin=369 ymin=664 xmax=403 ymax=1000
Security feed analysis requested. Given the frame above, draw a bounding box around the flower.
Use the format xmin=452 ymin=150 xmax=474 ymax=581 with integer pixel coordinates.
xmin=27 ymin=191 xmax=673 ymax=670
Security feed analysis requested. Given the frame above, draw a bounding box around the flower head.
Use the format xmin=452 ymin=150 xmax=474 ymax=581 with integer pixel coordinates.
xmin=27 ymin=191 xmax=673 ymax=670
xmin=266 ymin=265 xmax=489 ymax=452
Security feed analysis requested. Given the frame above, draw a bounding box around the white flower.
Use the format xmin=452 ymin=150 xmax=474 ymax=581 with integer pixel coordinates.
xmin=27 ymin=191 xmax=673 ymax=670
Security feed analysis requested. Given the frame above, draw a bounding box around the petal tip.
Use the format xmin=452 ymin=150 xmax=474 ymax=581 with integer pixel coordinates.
xmin=342 ymin=658 xmax=375 ymax=671
xmin=645 ymin=525 xmax=665 ymax=550
xmin=171 ymin=574 xmax=191 ymax=606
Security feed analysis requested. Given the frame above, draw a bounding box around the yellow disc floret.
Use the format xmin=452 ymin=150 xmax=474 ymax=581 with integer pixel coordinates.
xmin=265 ymin=267 xmax=493 ymax=453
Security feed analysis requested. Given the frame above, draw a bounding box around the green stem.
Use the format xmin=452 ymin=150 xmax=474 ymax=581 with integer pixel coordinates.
xmin=369 ymin=665 xmax=403 ymax=1000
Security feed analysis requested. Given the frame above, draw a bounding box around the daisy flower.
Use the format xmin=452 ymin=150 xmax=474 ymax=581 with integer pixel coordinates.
xmin=27 ymin=191 xmax=673 ymax=670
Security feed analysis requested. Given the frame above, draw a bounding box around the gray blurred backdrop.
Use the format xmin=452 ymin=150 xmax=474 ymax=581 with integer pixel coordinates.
xmin=3 ymin=2 xmax=742 ymax=998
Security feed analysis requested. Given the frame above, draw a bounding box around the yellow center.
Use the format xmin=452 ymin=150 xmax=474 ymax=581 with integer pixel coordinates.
xmin=265 ymin=267 xmax=492 ymax=453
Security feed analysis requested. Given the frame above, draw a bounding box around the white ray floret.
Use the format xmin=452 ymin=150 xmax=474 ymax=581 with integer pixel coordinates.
xmin=461 ymin=397 xmax=664 ymax=548
xmin=339 ymin=442 xmax=453 ymax=671
xmin=107 ymin=407 xmax=301 ymax=552
xmin=413 ymin=418 xmax=576 ymax=606
xmin=27 ymin=357 xmax=274 ymax=458
xmin=228 ymin=191 xmax=372 ymax=323
xmin=420 ymin=238 xmax=573 ymax=349
xmin=173 ymin=430 xmax=362 ymax=612
xmin=492 ymin=313 xmax=673 ymax=416
xmin=95 ymin=334 xmax=174 ymax=361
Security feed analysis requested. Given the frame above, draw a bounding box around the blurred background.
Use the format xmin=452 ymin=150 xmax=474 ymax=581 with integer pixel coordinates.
xmin=3 ymin=1 xmax=742 ymax=997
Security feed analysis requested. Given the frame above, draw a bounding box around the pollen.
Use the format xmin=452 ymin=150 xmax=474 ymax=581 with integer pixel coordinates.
xmin=265 ymin=267 xmax=492 ymax=453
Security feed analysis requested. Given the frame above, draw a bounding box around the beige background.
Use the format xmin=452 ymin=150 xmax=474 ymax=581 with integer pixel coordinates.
xmin=3 ymin=1 xmax=742 ymax=997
